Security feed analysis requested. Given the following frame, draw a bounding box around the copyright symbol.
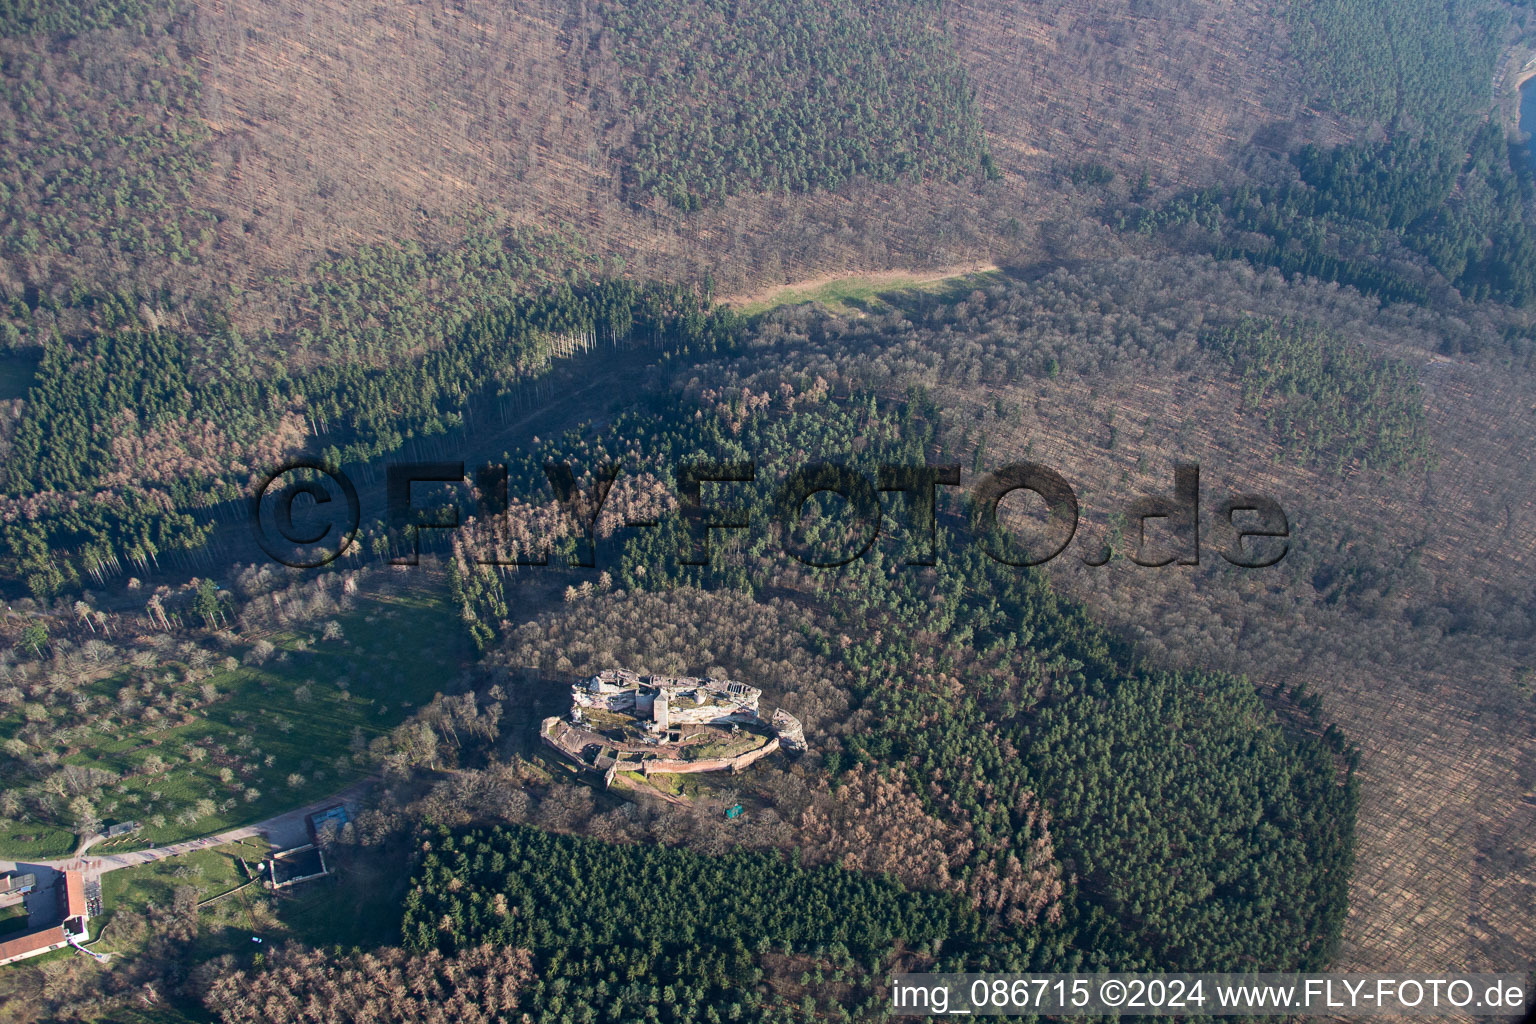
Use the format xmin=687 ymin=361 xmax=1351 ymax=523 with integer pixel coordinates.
xmin=1101 ymin=979 xmax=1126 ymax=1007
xmin=250 ymin=459 xmax=360 ymax=569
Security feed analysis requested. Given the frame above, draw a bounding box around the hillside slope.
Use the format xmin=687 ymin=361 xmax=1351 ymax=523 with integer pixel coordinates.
xmin=952 ymin=0 xmax=1316 ymax=180
xmin=0 ymin=0 xmax=1327 ymax=352
xmin=2 ymin=0 xmax=1535 ymax=1008
xmin=189 ymin=0 xmax=1323 ymax=301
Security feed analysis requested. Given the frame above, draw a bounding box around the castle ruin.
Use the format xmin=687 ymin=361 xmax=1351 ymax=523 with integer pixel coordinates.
xmin=542 ymin=669 xmax=805 ymax=779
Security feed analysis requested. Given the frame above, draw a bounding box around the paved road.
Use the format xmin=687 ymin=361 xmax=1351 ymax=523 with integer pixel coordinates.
xmin=0 ymin=777 xmax=375 ymax=883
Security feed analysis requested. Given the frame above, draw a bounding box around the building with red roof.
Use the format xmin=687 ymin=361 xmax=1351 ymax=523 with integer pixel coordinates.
xmin=0 ymin=870 xmax=90 ymax=967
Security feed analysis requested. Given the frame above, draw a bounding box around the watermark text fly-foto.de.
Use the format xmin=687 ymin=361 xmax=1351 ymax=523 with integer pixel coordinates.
xmin=251 ymin=458 xmax=1290 ymax=571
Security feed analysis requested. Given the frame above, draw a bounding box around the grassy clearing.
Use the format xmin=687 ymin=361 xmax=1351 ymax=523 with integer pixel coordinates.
xmin=92 ymin=839 xmax=269 ymax=945
xmin=0 ymin=821 xmax=76 ymax=860
xmin=730 ymin=265 xmax=1002 ymax=317
xmin=643 ymin=771 xmax=682 ymax=797
xmin=652 ymin=772 xmax=707 ymax=799
xmin=0 ymin=583 xmax=471 ymax=858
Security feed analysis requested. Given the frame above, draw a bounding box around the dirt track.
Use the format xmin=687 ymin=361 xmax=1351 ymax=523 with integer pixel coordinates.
xmin=0 ymin=777 xmax=375 ymax=883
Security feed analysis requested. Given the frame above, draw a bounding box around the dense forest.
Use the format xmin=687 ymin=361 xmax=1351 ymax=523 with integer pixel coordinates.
xmin=0 ymin=279 xmax=735 ymax=598
xmin=1208 ymin=318 xmax=1433 ymax=475
xmin=1121 ymin=0 xmax=1536 ymax=308
xmin=603 ymin=0 xmax=994 ymax=209
xmin=0 ymin=0 xmax=166 ymax=36
xmin=1120 ymin=125 xmax=1536 ymax=308
xmin=0 ymin=2 xmax=212 ymax=348
xmin=404 ymin=823 xmax=980 ymax=1022
xmin=641 ymin=255 xmax=1535 ymax=639
xmin=15 ymin=243 xmax=1532 ymax=1018
xmin=1287 ymin=0 xmax=1506 ymax=134
xmin=446 ymin=384 xmax=1358 ymax=975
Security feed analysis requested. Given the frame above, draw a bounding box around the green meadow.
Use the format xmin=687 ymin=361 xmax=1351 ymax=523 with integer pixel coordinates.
xmin=0 ymin=583 xmax=470 ymax=859
xmin=87 ymin=835 xmax=405 ymax=965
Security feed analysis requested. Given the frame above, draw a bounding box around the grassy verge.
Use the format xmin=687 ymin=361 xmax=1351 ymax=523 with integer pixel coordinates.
xmin=0 ymin=822 xmax=76 ymax=861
